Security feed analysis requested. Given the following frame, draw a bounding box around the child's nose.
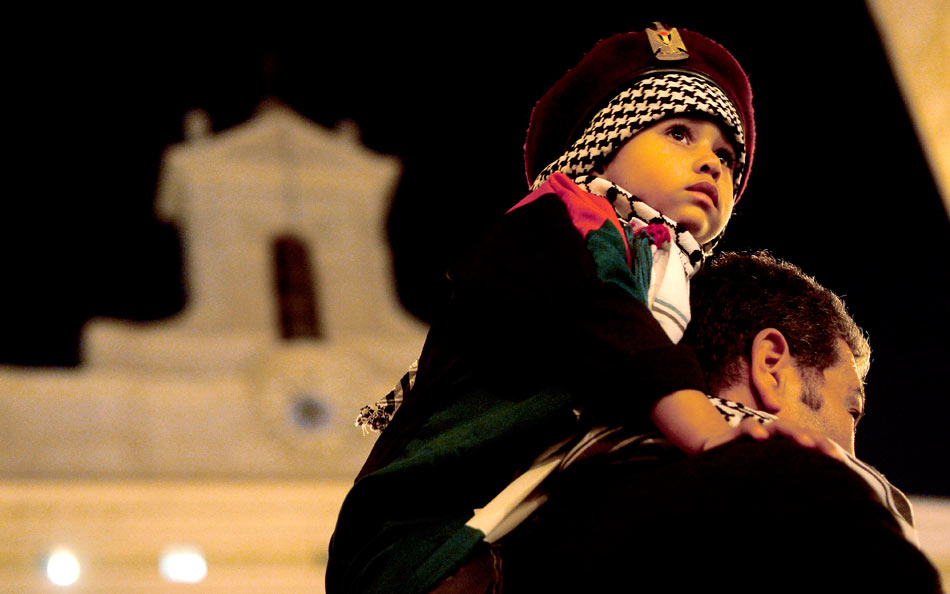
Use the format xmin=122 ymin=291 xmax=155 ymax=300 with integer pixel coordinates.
xmin=696 ymin=149 xmax=722 ymax=181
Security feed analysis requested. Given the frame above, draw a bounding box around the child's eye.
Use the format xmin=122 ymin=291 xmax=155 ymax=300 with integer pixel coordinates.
xmin=716 ymin=150 xmax=736 ymax=170
xmin=666 ymin=125 xmax=690 ymax=142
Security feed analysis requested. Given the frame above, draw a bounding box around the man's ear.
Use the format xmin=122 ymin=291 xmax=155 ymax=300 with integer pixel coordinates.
xmin=749 ymin=328 xmax=796 ymax=414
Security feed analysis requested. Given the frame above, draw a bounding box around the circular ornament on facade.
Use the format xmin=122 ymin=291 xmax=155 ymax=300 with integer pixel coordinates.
xmin=249 ymin=344 xmax=378 ymax=471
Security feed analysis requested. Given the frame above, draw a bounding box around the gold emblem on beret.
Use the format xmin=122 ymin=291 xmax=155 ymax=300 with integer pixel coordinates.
xmin=647 ymin=22 xmax=689 ymax=61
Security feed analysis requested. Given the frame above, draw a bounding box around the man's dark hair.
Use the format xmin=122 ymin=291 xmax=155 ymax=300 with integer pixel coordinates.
xmin=683 ymin=251 xmax=870 ymax=394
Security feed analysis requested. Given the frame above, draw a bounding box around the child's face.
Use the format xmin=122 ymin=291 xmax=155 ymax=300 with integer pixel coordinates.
xmin=601 ymin=117 xmax=737 ymax=243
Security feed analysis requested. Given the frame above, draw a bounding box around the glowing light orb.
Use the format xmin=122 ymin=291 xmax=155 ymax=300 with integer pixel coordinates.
xmin=159 ymin=546 xmax=207 ymax=583
xmin=46 ymin=549 xmax=80 ymax=586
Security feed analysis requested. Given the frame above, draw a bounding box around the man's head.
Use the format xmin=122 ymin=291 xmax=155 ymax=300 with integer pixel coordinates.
xmin=683 ymin=252 xmax=871 ymax=453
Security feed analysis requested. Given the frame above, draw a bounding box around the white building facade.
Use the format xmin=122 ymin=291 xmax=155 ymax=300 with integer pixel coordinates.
xmin=0 ymin=105 xmax=427 ymax=592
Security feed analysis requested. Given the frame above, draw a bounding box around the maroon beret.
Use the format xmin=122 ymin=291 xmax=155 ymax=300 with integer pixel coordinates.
xmin=525 ymin=25 xmax=755 ymax=201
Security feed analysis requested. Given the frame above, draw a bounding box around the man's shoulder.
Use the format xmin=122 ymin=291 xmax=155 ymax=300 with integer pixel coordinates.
xmin=505 ymin=435 xmax=944 ymax=593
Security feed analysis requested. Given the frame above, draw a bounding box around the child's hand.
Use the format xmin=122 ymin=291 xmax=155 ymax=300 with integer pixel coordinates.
xmin=702 ymin=418 xmax=847 ymax=462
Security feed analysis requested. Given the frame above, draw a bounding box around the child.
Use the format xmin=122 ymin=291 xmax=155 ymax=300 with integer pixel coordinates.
xmin=329 ymin=24 xmax=832 ymax=594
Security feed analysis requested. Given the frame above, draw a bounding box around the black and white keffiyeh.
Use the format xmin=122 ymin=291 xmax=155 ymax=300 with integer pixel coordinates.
xmin=356 ymin=360 xmax=417 ymax=434
xmin=532 ymin=72 xmax=746 ymax=195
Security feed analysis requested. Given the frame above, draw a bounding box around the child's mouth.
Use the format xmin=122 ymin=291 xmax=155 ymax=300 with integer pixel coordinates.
xmin=685 ymin=182 xmax=718 ymax=206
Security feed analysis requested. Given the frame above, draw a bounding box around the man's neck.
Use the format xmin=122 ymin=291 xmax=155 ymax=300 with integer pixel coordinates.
xmin=714 ymin=384 xmax=758 ymax=411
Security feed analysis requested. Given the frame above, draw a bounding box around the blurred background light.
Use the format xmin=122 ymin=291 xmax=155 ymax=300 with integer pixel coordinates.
xmin=159 ymin=545 xmax=208 ymax=583
xmin=46 ymin=548 xmax=80 ymax=587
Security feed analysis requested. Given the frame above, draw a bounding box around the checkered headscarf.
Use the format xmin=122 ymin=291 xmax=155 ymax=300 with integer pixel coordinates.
xmin=531 ymin=72 xmax=746 ymax=194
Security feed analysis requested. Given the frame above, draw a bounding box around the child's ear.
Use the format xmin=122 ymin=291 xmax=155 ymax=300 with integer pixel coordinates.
xmin=749 ymin=328 xmax=796 ymax=414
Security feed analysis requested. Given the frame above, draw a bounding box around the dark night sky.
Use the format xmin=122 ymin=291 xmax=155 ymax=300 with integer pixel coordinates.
xmin=4 ymin=6 xmax=949 ymax=496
